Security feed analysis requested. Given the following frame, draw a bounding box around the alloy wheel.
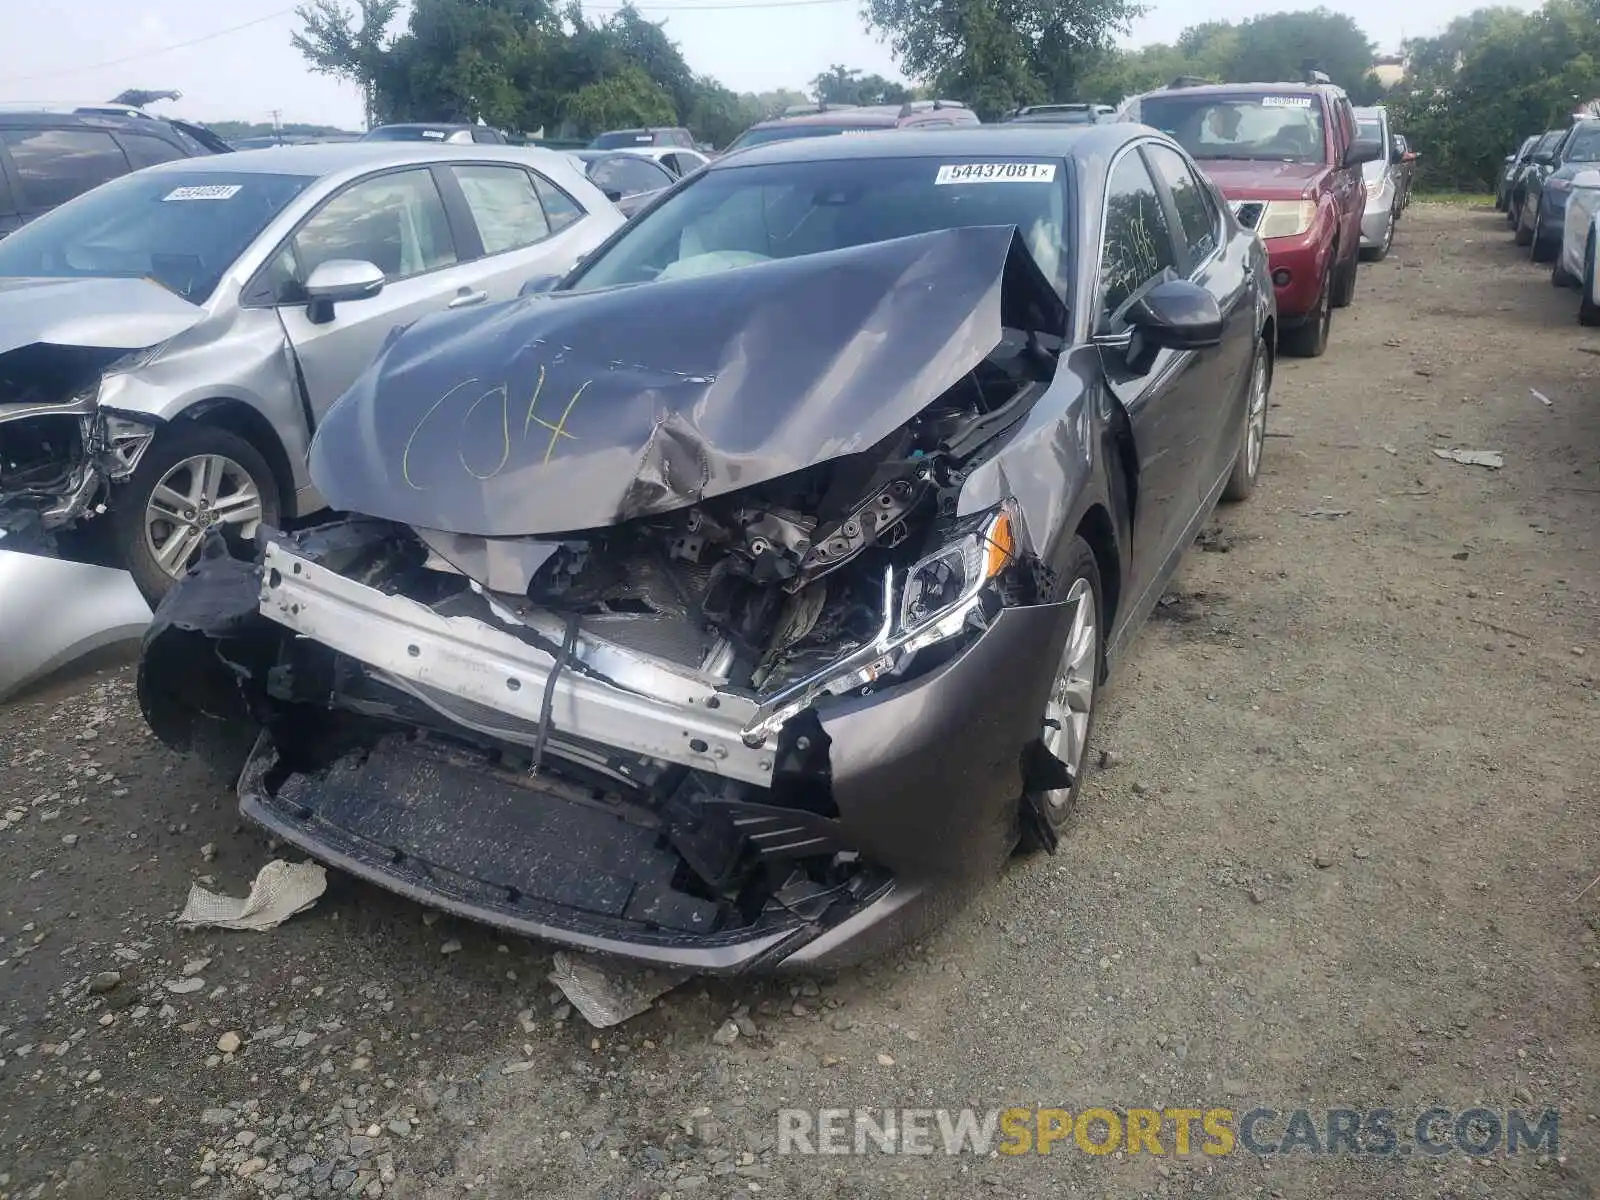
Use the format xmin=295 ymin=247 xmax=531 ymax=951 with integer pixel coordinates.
xmin=1245 ymin=345 xmax=1269 ymax=479
xmin=144 ymin=454 xmax=264 ymax=578
xmin=1040 ymin=578 xmax=1097 ymax=812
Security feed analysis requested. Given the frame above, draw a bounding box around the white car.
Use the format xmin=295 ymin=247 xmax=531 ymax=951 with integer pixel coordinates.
xmin=616 ymin=146 xmax=712 ymax=177
xmin=1555 ymin=167 xmax=1600 ymax=325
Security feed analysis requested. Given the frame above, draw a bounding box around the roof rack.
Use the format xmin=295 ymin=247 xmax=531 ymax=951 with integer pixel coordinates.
xmin=897 ymin=99 xmax=967 ymax=117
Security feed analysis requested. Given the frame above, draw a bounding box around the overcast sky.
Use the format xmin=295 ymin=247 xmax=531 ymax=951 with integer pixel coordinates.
xmin=0 ymin=0 xmax=1546 ymax=130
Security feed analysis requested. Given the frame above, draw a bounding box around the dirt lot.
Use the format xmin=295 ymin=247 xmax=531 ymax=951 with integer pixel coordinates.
xmin=2 ymin=204 xmax=1598 ymax=1200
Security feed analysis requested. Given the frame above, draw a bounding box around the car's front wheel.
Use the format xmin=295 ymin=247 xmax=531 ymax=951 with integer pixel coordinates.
xmin=1331 ymin=245 xmax=1358 ymax=308
xmin=112 ymin=423 xmax=280 ymax=607
xmin=1279 ymin=268 xmax=1332 ymax=358
xmin=1222 ymin=337 xmax=1271 ymax=502
xmin=1018 ymin=536 xmax=1102 ymax=851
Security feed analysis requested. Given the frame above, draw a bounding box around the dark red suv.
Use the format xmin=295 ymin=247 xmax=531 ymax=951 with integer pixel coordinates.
xmin=1121 ymin=79 xmax=1383 ymax=356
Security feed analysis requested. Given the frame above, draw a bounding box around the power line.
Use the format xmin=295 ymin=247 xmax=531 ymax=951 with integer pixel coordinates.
xmin=0 ymin=0 xmax=850 ymax=89
xmin=1 ymin=6 xmax=299 ymax=86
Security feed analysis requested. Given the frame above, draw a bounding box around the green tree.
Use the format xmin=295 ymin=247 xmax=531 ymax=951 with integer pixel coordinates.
xmin=809 ymin=64 xmax=912 ymax=105
xmin=291 ymin=0 xmax=403 ymax=127
xmin=1225 ymin=9 xmax=1376 ymax=94
xmin=564 ymin=65 xmax=677 ymax=136
xmin=686 ymin=77 xmax=763 ymax=147
xmin=861 ymin=0 xmax=1144 ymax=118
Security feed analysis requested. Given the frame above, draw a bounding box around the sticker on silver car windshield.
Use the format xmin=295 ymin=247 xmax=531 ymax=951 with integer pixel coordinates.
xmin=935 ymin=162 xmax=1057 ymax=185
xmin=1261 ymin=96 xmax=1313 ymax=108
xmin=163 ymin=185 xmax=242 ymax=201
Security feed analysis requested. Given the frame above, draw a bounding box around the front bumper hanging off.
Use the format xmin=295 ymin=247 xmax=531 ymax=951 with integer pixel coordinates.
xmin=142 ymin=533 xmax=1072 ymax=973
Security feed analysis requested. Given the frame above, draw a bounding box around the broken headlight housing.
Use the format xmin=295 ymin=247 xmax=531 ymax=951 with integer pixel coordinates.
xmin=742 ymin=505 xmax=1018 ymax=745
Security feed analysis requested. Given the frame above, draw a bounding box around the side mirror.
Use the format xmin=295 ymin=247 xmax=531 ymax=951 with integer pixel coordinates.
xmin=1344 ymin=138 xmax=1383 ymax=167
xmin=1117 ymin=278 xmax=1224 ymax=354
xmin=1533 ymin=151 xmax=1555 ymax=166
xmin=303 ymin=258 xmax=384 ymax=324
xmin=603 ymin=188 xmax=624 ymax=202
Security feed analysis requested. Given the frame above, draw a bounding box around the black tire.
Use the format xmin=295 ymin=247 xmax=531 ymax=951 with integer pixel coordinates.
xmin=1531 ymin=229 xmax=1558 ymax=264
xmin=111 ymin=422 xmax=281 ymax=608
xmin=1360 ymin=213 xmax=1393 ymax=263
xmin=1514 ymin=205 xmax=1534 ymax=246
xmin=1553 ymin=255 xmax=1576 ymax=287
xmin=1017 ymin=535 xmax=1103 ymax=853
xmin=1279 ymin=268 xmax=1332 ymax=358
xmin=1581 ymin=238 xmax=1600 ymax=327
xmin=1222 ymin=337 xmax=1271 ymax=503
xmin=1330 ymin=246 xmax=1357 ymax=308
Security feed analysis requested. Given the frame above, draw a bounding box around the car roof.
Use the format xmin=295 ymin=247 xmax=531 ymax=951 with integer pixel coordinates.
xmin=1139 ymin=81 xmax=1341 ymax=99
xmin=126 ymin=142 xmax=575 ymax=179
xmin=713 ymin=124 xmax=1125 ymax=168
xmin=0 ymin=109 xmax=197 ymax=136
xmin=751 ymin=103 xmax=970 ymax=129
xmin=367 ymin=122 xmax=479 ymax=132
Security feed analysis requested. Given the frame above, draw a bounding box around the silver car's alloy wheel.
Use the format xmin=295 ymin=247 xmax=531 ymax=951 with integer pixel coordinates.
xmin=144 ymin=454 xmax=264 ymax=578
xmin=1040 ymin=578 xmax=1097 ymax=812
xmin=1245 ymin=344 xmax=1269 ymax=480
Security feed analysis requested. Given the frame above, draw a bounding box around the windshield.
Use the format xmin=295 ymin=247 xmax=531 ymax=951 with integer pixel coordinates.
xmin=566 ymin=155 xmax=1069 ymax=294
xmin=0 ymin=170 xmax=312 ymax=302
xmin=591 ymin=131 xmax=654 ymax=149
xmin=1357 ymin=118 xmax=1383 ymax=143
xmin=1565 ymin=123 xmax=1600 ymax=162
xmin=724 ymin=124 xmax=885 ymax=152
xmin=1134 ymin=93 xmax=1327 ymax=163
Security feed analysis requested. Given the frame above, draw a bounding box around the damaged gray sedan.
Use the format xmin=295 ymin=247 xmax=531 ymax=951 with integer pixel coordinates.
xmin=138 ymin=127 xmax=1276 ymax=972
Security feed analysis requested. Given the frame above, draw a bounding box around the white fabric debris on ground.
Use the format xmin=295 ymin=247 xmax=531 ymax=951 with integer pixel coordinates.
xmin=1432 ymin=447 xmax=1505 ymax=469
xmin=177 ymin=860 xmax=328 ymax=931
xmin=547 ymin=950 xmax=691 ymax=1028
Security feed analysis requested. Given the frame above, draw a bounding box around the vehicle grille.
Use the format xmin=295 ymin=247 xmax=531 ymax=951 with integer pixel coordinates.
xmin=1232 ymin=201 xmax=1265 ymax=230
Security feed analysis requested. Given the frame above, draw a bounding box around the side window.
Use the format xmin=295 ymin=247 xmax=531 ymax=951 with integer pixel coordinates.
xmin=1144 ymin=145 xmax=1218 ymax=264
xmin=608 ymin=157 xmax=672 ymax=196
xmin=471 ymin=129 xmax=502 ymax=144
xmin=531 ymin=173 xmax=585 ymax=233
xmin=667 ymin=130 xmax=693 ymax=148
xmin=661 ymin=153 xmax=686 ymax=176
xmin=118 ymin=133 xmax=187 ymax=170
xmin=452 ymin=165 xmax=551 ymax=254
xmin=269 ymin=168 xmax=457 ymax=298
xmin=1098 ymin=149 xmax=1180 ymax=324
xmin=0 ymin=128 xmax=129 ymax=210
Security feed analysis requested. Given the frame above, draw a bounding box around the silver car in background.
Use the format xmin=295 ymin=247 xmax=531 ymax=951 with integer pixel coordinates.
xmin=0 ymin=143 xmax=624 ymax=604
xmin=1354 ymin=105 xmax=1399 ymax=261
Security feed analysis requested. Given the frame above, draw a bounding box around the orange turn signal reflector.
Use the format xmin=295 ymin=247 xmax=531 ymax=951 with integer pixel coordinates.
xmin=983 ymin=512 xmax=1015 ymax=579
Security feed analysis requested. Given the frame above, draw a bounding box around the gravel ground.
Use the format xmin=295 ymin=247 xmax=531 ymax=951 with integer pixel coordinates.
xmin=2 ymin=204 xmax=1598 ymax=1200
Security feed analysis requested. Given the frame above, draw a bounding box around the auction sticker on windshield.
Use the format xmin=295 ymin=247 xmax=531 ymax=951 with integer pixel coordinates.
xmin=935 ymin=162 xmax=1057 ymax=185
xmin=163 ymin=185 xmax=242 ymax=201
xmin=1261 ymin=96 xmax=1313 ymax=108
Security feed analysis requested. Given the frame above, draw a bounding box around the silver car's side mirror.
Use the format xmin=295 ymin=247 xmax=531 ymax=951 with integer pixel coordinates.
xmin=304 ymin=259 xmax=385 ymax=324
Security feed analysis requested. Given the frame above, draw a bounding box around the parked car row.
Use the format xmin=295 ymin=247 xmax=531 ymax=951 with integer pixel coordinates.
xmin=1505 ymin=118 xmax=1600 ymax=266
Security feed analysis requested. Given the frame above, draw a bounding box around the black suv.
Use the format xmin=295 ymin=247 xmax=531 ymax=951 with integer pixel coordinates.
xmin=0 ymin=110 xmax=229 ymax=236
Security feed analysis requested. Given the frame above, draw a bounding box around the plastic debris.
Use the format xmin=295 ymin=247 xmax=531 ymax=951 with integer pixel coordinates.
xmin=1431 ymin=448 xmax=1504 ymax=469
xmin=176 ymin=860 xmax=327 ymax=931
xmin=1531 ymin=388 xmax=1553 ymax=407
xmin=1303 ymin=508 xmax=1352 ymax=519
xmin=547 ymin=950 xmax=691 ymax=1028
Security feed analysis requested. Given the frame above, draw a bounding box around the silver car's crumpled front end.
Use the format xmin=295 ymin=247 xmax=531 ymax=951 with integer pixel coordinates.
xmin=0 ymin=277 xmax=200 ymax=552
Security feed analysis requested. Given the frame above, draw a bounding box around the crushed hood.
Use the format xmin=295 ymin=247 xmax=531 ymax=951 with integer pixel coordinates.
xmin=308 ymin=224 xmax=1066 ymax=538
xmin=0 ymin=277 xmax=206 ymax=356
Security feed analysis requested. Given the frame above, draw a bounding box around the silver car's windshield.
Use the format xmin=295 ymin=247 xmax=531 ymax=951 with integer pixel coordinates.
xmin=565 ymin=156 xmax=1070 ymax=294
xmin=0 ymin=170 xmax=313 ymax=303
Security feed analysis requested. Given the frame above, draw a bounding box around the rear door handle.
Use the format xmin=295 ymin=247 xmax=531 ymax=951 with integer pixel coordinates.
xmin=448 ymin=289 xmax=489 ymax=309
